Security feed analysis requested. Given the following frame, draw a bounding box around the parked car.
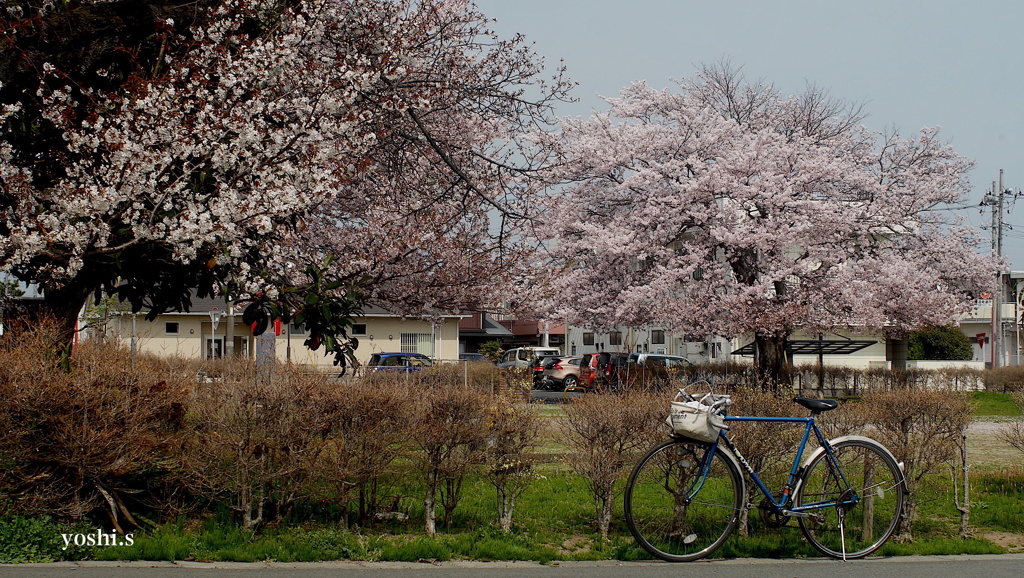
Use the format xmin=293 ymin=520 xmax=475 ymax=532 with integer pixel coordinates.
xmin=459 ymin=352 xmax=488 ymax=362
xmin=540 ymin=356 xmax=583 ymax=390
xmin=531 ymin=355 xmax=564 ymax=388
xmin=627 ymin=353 xmax=693 ymax=368
xmin=496 ymin=347 xmax=562 ymax=369
xmin=620 ymin=353 xmax=693 ymax=387
xmin=594 ymin=352 xmax=631 ymax=389
xmin=579 ymin=352 xmax=600 ymax=388
xmin=366 ymin=352 xmax=433 ymax=372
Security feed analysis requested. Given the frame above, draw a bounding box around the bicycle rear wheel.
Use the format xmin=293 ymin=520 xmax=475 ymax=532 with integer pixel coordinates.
xmin=625 ymin=438 xmax=743 ymax=562
xmin=795 ymin=438 xmax=905 ymax=559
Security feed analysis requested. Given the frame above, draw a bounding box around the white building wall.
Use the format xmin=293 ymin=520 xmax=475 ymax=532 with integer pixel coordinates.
xmin=107 ymin=313 xmax=460 ymax=370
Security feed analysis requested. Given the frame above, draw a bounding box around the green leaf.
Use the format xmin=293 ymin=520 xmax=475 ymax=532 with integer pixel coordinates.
xmin=241 ymin=302 xmax=261 ymax=326
xmin=252 ymin=315 xmax=269 ymax=336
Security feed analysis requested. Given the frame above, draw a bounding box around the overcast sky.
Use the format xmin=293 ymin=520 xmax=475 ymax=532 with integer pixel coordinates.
xmin=475 ymin=0 xmax=1024 ymax=266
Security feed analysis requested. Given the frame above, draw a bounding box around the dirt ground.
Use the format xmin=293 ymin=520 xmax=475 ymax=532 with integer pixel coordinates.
xmin=967 ymin=419 xmax=1024 ymax=469
xmin=966 ymin=420 xmax=1024 ymax=551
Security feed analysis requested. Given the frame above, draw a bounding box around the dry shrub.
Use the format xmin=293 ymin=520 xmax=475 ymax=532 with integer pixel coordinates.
xmin=482 ymin=391 xmax=541 ymax=532
xmin=420 ymin=361 xmax=503 ymax=392
xmin=0 ymin=320 xmax=189 ymax=531
xmin=176 ymin=368 xmax=332 ymax=530
xmin=858 ymin=388 xmax=973 ymax=542
xmin=998 ymin=393 xmax=1024 ymax=455
xmin=315 ymin=379 xmax=412 ymax=527
xmin=614 ymin=364 xmax=680 ymax=392
xmin=815 ymin=397 xmax=869 ymax=439
xmin=409 ymin=384 xmax=490 ymax=534
xmin=500 ymin=367 xmax=533 ymax=400
xmin=985 ymin=366 xmax=1024 ymax=393
xmin=726 ymin=388 xmax=806 ymax=535
xmin=560 ymin=391 xmax=664 ymax=538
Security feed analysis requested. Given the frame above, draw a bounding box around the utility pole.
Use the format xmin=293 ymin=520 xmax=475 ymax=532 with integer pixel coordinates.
xmin=988 ymin=171 xmax=1006 ymax=368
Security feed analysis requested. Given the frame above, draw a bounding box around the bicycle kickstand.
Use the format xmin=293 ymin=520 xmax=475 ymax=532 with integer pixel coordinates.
xmin=838 ymin=509 xmax=847 ymax=562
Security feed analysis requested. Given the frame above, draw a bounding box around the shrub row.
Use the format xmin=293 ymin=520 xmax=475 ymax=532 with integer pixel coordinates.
xmin=0 ymin=323 xmax=541 ymax=536
xmin=0 ymin=323 xmax=988 ymax=549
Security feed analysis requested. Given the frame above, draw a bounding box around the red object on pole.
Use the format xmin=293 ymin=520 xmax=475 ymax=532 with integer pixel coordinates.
xmin=274 ymin=319 xmax=282 ymax=336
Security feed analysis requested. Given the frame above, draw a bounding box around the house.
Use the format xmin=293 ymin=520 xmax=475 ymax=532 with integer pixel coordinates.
xmin=457 ymin=311 xmax=514 ymax=354
xmin=565 ymin=269 xmax=1024 ymax=371
xmin=564 ymin=325 xmax=731 ymax=364
xmin=960 ymin=270 xmax=1024 ymax=368
xmin=496 ymin=317 xmax=566 ymax=350
xmin=99 ymin=296 xmax=463 ymax=369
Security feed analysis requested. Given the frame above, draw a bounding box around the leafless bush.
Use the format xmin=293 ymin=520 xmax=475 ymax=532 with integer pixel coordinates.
xmin=419 ymin=361 xmax=503 ymax=393
xmin=859 ymin=388 xmax=974 ymax=542
xmin=815 ymin=397 xmax=869 ymax=439
xmin=560 ymin=391 xmax=664 ymax=538
xmin=500 ymin=367 xmax=533 ymax=401
xmin=315 ymin=379 xmax=412 ymax=527
xmin=0 ymin=321 xmax=189 ymax=531
xmin=997 ymin=393 xmax=1024 ymax=455
xmin=985 ymin=366 xmax=1024 ymax=393
xmin=409 ymin=385 xmax=490 ymax=534
xmin=727 ymin=388 xmax=806 ymax=535
xmin=175 ymin=367 xmax=331 ymax=530
xmin=482 ymin=391 xmax=541 ymax=532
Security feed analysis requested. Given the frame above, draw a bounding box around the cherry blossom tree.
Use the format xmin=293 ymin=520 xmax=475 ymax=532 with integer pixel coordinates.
xmin=537 ymin=63 xmax=996 ymax=383
xmin=0 ymin=0 xmax=568 ymax=362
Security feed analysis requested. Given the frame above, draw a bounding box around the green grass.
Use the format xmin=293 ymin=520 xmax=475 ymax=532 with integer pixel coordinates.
xmin=0 ymin=515 xmax=97 ymax=563
xmin=972 ymin=469 xmax=1024 ymax=534
xmin=78 ymin=464 xmax=1022 ymax=563
xmin=972 ymin=392 xmax=1022 ymax=417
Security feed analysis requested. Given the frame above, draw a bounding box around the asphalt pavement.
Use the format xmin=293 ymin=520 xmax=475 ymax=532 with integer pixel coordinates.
xmin=3 ymin=555 xmax=1024 ymax=577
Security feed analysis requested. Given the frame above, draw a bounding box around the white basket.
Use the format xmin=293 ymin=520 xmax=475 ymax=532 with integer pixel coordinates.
xmin=666 ymin=400 xmax=727 ymax=443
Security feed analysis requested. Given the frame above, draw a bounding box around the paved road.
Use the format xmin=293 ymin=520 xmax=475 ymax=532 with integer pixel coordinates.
xmin=4 ymin=555 xmax=1024 ymax=577
xmin=530 ymin=388 xmax=584 ymax=403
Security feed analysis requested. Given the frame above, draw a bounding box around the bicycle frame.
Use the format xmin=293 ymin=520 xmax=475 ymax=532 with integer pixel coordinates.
xmin=702 ymin=414 xmax=855 ymax=516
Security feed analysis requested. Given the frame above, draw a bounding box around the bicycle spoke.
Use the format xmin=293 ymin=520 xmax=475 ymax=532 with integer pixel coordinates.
xmin=795 ymin=439 xmax=905 ymax=559
xmin=625 ymin=439 xmax=743 ymax=562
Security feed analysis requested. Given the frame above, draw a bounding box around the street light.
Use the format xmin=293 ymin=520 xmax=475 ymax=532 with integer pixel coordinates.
xmin=209 ymin=308 xmax=223 ymax=359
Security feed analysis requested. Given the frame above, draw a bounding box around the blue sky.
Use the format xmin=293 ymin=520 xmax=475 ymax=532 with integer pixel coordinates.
xmin=475 ymin=0 xmax=1024 ymax=266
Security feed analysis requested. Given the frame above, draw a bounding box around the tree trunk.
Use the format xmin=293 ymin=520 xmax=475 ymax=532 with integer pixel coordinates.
xmin=888 ymin=335 xmax=909 ymax=371
xmin=754 ymin=332 xmax=789 ymax=389
xmin=27 ymin=277 xmax=94 ymax=361
xmin=896 ymin=494 xmax=916 ymax=542
xmin=497 ymin=487 xmax=515 ymax=532
xmin=424 ymin=467 xmax=438 ymax=535
xmin=596 ymin=491 xmax=614 ymax=540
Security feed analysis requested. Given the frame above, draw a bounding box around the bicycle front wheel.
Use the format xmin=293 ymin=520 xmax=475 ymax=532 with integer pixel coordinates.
xmin=625 ymin=438 xmax=743 ymax=562
xmin=795 ymin=438 xmax=905 ymax=559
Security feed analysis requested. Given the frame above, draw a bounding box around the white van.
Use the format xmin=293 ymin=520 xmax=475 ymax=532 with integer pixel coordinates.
xmin=496 ymin=347 xmax=562 ymax=369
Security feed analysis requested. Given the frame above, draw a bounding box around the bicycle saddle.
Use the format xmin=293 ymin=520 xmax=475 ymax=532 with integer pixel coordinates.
xmin=793 ymin=397 xmax=839 ymax=414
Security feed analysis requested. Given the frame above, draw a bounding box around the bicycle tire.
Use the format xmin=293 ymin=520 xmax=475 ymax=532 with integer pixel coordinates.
xmin=625 ymin=438 xmax=743 ymax=562
xmin=795 ymin=438 xmax=905 ymax=559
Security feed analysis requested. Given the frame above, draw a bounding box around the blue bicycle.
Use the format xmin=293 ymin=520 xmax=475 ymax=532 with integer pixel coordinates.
xmin=624 ymin=388 xmax=907 ymax=561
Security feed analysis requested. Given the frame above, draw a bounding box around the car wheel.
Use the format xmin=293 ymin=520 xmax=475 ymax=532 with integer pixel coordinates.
xmin=563 ymin=375 xmax=579 ymax=389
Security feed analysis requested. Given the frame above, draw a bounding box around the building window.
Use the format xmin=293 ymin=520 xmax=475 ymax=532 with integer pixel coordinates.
xmin=609 ymin=331 xmax=622 ymax=346
xmin=352 ymin=323 xmax=367 ymax=336
xmin=583 ymin=332 xmax=594 ymax=346
xmin=165 ymin=322 xmax=179 ymax=335
xmin=650 ymin=330 xmax=665 ymax=344
xmin=289 ymin=322 xmax=305 ymax=335
xmin=401 ymin=333 xmax=432 ymax=355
